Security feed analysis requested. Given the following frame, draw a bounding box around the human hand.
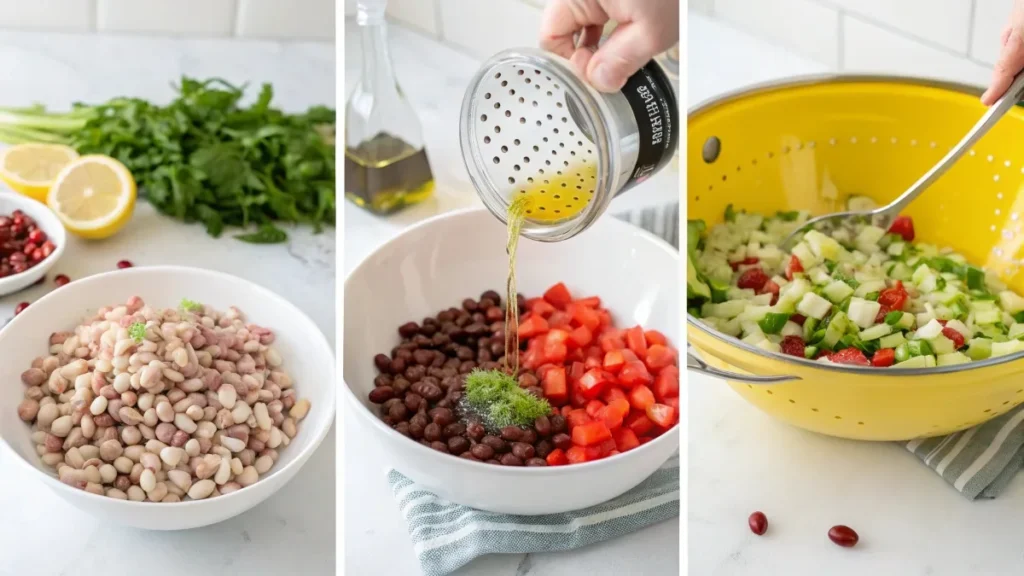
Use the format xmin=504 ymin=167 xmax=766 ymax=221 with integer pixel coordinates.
xmin=539 ymin=0 xmax=679 ymax=93
xmin=981 ymin=0 xmax=1024 ymax=105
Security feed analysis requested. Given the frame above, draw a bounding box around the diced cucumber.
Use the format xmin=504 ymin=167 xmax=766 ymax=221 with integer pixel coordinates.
xmin=804 ymin=230 xmax=843 ymax=261
xmin=915 ymin=318 xmax=944 ymax=340
xmin=797 ymin=292 xmax=833 ymax=320
xmin=894 ymin=355 xmax=930 ymax=369
xmin=907 ymin=339 xmax=934 ymax=357
xmin=859 ymin=323 xmax=892 ymax=341
xmin=1009 ymin=323 xmax=1024 ymax=339
xmin=854 ymin=225 xmax=886 ymax=252
xmin=802 ymin=317 xmax=819 ymax=342
xmin=975 ymin=308 xmax=1002 ymax=325
xmin=999 ymin=291 xmax=1024 ymax=314
xmin=894 ymin=343 xmax=911 ymax=362
xmin=944 ymin=319 xmax=971 ymax=338
xmin=887 ymin=242 xmax=905 ymax=257
xmin=966 ymin=338 xmax=993 ymax=360
xmin=847 ymin=298 xmax=882 ymax=329
xmin=791 ymin=242 xmax=819 ymax=269
xmin=703 ymin=300 xmax=748 ymax=319
xmin=808 ymin=267 xmax=832 ymax=285
xmin=687 ymin=258 xmax=711 ymax=301
xmin=937 ymin=352 xmax=971 ymax=366
xmin=781 ymin=321 xmax=803 ymax=337
xmin=754 ymin=339 xmax=782 ymax=354
xmin=991 ymin=339 xmax=1024 ymax=358
xmin=750 ymin=293 xmax=774 ymax=306
xmin=927 ymin=335 xmax=955 ymax=355
xmin=854 ymin=280 xmax=887 ymax=298
xmin=776 ymin=278 xmax=811 ymax=312
xmin=822 ymin=312 xmax=852 ymax=349
xmin=823 ymin=280 xmax=855 ymax=303
xmin=846 ymin=195 xmax=877 ymax=212
xmin=889 ymin=262 xmax=913 ymax=281
xmin=895 ymin=312 xmax=915 ymax=330
xmin=804 ymin=345 xmax=819 ymax=359
xmin=879 ymin=332 xmax=907 ymax=349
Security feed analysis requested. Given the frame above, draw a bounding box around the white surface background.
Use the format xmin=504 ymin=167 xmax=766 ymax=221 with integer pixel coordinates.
xmin=693 ymin=0 xmax=1010 ymax=86
xmin=689 ymin=12 xmax=1024 ymax=576
xmin=343 ymin=18 xmax=680 ymax=576
xmin=0 ymin=31 xmax=336 ymax=575
xmin=0 ymin=0 xmax=334 ymax=40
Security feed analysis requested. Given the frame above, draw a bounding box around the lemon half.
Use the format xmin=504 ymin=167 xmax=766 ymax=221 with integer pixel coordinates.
xmin=0 ymin=143 xmax=79 ymax=202
xmin=47 ymin=155 xmax=136 ymax=239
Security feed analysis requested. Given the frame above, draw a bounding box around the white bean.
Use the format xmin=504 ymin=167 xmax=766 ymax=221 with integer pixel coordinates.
xmin=219 ymin=435 xmax=246 ymax=453
xmin=50 ymin=415 xmax=72 ymax=437
xmin=187 ymin=479 xmax=216 ymax=500
xmin=236 ymin=466 xmax=258 ymax=487
xmin=173 ymin=413 xmax=197 ymax=434
xmin=217 ymin=385 xmax=237 ymax=410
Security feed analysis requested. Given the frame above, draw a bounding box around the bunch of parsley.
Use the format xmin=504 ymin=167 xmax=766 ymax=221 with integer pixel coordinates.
xmin=0 ymin=77 xmax=335 ymax=243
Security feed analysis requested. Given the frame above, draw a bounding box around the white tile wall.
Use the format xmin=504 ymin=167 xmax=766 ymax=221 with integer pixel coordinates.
xmin=0 ymin=0 xmax=334 ymax=40
xmin=386 ymin=0 xmax=440 ymax=36
xmin=438 ymin=0 xmax=543 ymax=58
xmin=701 ymin=0 xmax=1013 ymax=88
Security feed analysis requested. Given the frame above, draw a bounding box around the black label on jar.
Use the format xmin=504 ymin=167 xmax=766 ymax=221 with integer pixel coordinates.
xmin=620 ymin=60 xmax=677 ymax=193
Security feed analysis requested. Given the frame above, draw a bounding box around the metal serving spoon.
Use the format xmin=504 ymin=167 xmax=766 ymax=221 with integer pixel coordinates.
xmin=779 ymin=71 xmax=1024 ymax=252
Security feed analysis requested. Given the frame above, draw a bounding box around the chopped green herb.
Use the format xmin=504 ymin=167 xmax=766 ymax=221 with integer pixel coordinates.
xmin=966 ymin=266 xmax=986 ymax=291
xmin=775 ymin=210 xmax=800 ymax=221
xmin=865 ymin=291 xmax=879 ymax=301
xmin=724 ymin=204 xmax=737 ymax=222
xmin=464 ymin=369 xmax=551 ymax=429
xmin=884 ymin=311 xmax=903 ymax=325
xmin=180 ymin=298 xmax=203 ymax=312
xmin=128 ymin=322 xmax=146 ymax=343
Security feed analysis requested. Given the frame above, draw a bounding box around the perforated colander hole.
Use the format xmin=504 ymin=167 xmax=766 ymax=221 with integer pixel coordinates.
xmin=910 ymin=139 xmax=917 ymax=146
xmin=988 ymin=154 xmax=995 ymax=162
xmin=505 ymin=110 xmax=511 ymax=117
xmin=501 ymin=145 xmax=508 ymax=153
xmin=930 ymin=141 xmax=937 ymax=148
xmin=513 ymin=139 xmax=520 ymax=146
xmin=494 ymin=126 xmax=501 ymax=134
xmin=508 ymin=177 xmax=515 ymax=184
xmin=834 ymin=415 xmax=842 ymax=420
xmin=492 ymin=157 xmax=500 ymax=164
xmin=480 ymin=114 xmax=487 ymax=122
xmin=969 ymin=149 xmax=976 ymax=156
xmin=829 ymin=138 xmax=836 ymax=146
xmin=811 ymin=408 xmax=819 ymax=412
xmin=995 ymin=174 xmax=1001 ymax=182
xmin=870 ymin=137 xmax=877 ymax=144
xmin=485 ymin=92 xmax=491 ymax=99
xmin=857 ymin=421 xmax=864 ymax=426
xmin=891 ymin=137 xmax=898 ymax=144
xmin=484 ymin=136 xmax=491 ymax=144
xmin=850 ymin=137 xmax=857 ymax=144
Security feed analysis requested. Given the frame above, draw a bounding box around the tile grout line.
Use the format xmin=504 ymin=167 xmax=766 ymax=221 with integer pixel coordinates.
xmin=966 ymin=0 xmax=977 ymax=58
xmin=836 ymin=8 xmax=845 ymax=70
xmin=434 ymin=0 xmax=444 ymax=40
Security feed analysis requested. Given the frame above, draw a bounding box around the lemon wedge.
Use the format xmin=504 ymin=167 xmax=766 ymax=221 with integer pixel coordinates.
xmin=0 ymin=143 xmax=79 ymax=202
xmin=47 ymin=155 xmax=136 ymax=239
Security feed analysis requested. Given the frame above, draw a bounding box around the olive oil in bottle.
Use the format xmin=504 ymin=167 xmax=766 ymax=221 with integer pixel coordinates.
xmin=345 ymin=0 xmax=434 ymax=215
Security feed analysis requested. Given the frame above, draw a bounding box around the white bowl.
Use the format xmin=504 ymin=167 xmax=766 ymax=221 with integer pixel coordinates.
xmin=0 ymin=192 xmax=66 ymax=296
xmin=0 ymin=265 xmax=335 ymax=530
xmin=343 ymin=208 xmax=679 ymax=515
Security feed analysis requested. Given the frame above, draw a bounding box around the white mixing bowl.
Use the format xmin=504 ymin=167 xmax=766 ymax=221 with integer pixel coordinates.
xmin=0 ymin=192 xmax=66 ymax=296
xmin=344 ymin=208 xmax=679 ymax=515
xmin=0 ymin=265 xmax=335 ymax=530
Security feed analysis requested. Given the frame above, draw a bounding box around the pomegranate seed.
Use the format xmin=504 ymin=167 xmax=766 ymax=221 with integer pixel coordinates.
xmin=14 ymin=301 xmax=29 ymax=315
xmin=27 ymin=229 xmax=46 ymax=244
xmin=31 ymin=248 xmax=43 ymax=262
xmin=22 ymin=242 xmax=35 ymax=255
xmin=828 ymin=525 xmax=859 ymax=547
xmin=54 ymin=274 xmax=70 ymax=287
xmin=748 ymin=511 xmax=768 ymax=535
xmin=116 ymin=260 xmax=133 ymax=269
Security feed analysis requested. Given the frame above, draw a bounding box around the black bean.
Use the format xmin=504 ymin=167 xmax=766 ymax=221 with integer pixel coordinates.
xmin=419 ymin=323 xmax=438 ymax=337
xmin=394 ymin=348 xmax=413 ymax=362
xmin=552 ymin=433 xmax=572 ymax=451
xmin=424 ymin=423 xmax=442 ymax=442
xmin=500 ymin=453 xmax=523 ymax=466
xmin=388 ymin=403 xmax=408 ymax=422
xmin=481 ymin=290 xmax=501 ymax=304
xmin=511 ymin=442 xmax=535 ymax=460
xmin=485 ymin=307 xmax=504 ymax=322
xmin=429 ymin=407 xmax=455 ymax=427
xmin=456 ymin=346 xmax=474 ymax=361
xmin=398 ymin=322 xmax=420 ymax=338
xmin=438 ymin=310 xmax=455 ymax=322
xmin=465 ymin=323 xmax=487 ymax=337
xmin=478 ymin=349 xmax=493 ymax=362
xmin=454 ymin=314 xmax=471 ymax=328
xmin=368 ymin=387 xmax=395 ymax=404
xmin=458 ymin=361 xmax=477 ymax=374
xmin=410 ymin=413 xmax=429 ymax=429
xmin=535 ymin=439 xmax=553 ymax=458
xmin=374 ymin=354 xmax=392 ymax=372
xmin=479 ymin=297 xmax=496 ymax=310
xmin=437 ymin=399 xmax=451 ymax=409
xmin=404 ymin=365 xmax=426 ymax=383
xmin=489 ymin=342 xmax=505 ymax=358
xmin=431 ymin=441 xmax=449 ymax=454
xmin=394 ymin=422 xmax=411 ymax=437
xmin=460 ymin=452 xmax=480 ymax=461
xmin=470 ymin=443 xmax=494 ymax=460
xmin=481 ymin=435 xmax=507 ymax=453
xmin=526 ymin=458 xmax=548 ymax=467
xmin=516 ymin=294 xmax=527 ymax=310
xmin=382 ymin=398 xmax=402 ymax=414
xmin=413 ymin=349 xmax=434 ymax=366
xmin=448 ymin=436 xmax=470 ymax=455
xmin=398 ymin=341 xmax=418 ymax=351
xmin=550 ymin=415 xmax=567 ymax=434
xmin=534 ymin=415 xmax=552 ymax=437
xmin=443 ymin=422 xmax=466 ymax=438
xmin=409 ymin=423 xmax=424 ymax=439
xmin=423 ymin=317 xmax=440 ymax=327
xmin=389 ymin=358 xmax=406 ymax=375
xmin=393 ymin=378 xmax=411 ymax=395
xmin=520 ymin=429 xmax=537 ymax=445
xmin=404 ymin=393 xmax=425 ymax=413
xmin=518 ymin=373 xmax=539 ymax=388
xmin=487 ymin=459 xmax=501 ymax=465
xmin=412 ymin=335 xmax=432 ymax=348
xmin=466 ymin=421 xmax=486 ymax=441
xmin=431 ymin=352 xmax=445 ymax=368
xmin=525 ymin=387 xmax=543 ymax=398
xmin=462 ymin=298 xmax=479 ymax=312
xmin=441 ymin=376 xmax=461 ymax=391
xmin=500 ymin=426 xmax=524 ymax=442
xmin=373 ymin=374 xmax=393 ymax=388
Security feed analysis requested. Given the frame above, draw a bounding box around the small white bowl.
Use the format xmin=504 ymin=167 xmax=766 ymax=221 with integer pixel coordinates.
xmin=0 ymin=192 xmax=66 ymax=296
xmin=0 ymin=265 xmax=335 ymax=530
xmin=344 ymin=208 xmax=679 ymax=515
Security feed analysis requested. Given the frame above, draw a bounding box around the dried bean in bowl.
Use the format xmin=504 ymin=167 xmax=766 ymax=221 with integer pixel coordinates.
xmin=16 ymin=297 xmax=313 ymax=502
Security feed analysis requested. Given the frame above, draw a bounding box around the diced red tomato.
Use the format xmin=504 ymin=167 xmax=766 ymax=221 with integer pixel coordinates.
xmin=568 ymin=325 xmax=593 ymax=348
xmin=780 ymin=335 xmax=805 ymax=357
xmin=584 ymin=444 xmax=604 ymax=460
xmin=567 ymin=302 xmax=601 ymax=332
xmin=577 ymin=368 xmax=612 ymax=399
xmin=654 ymin=366 xmax=680 ymax=400
xmin=576 ymin=296 xmax=601 ymax=308
xmin=729 ymin=256 xmax=759 ymax=271
xmin=646 ymin=403 xmax=677 ymax=428
xmin=518 ymin=315 xmax=549 ymax=339
xmin=937 ymin=319 xmax=948 ymax=326
xmin=620 ymin=360 xmax=654 ymax=387
xmin=942 ymin=326 xmax=966 ymax=350
xmin=629 ymin=384 xmax=656 ymax=411
xmin=639 ymin=437 xmax=653 ymax=445
xmin=568 ymin=361 xmax=585 ymax=383
xmin=737 ymin=267 xmax=770 ymax=291
xmin=565 ymin=445 xmax=589 ymax=464
xmin=758 ymin=280 xmax=780 ymax=306
xmin=585 ymin=400 xmax=606 ymax=419
xmin=663 ymin=396 xmax=680 ymax=414
xmin=626 ymin=412 xmax=655 ymax=436
xmin=645 ymin=345 xmax=677 ymax=372
xmin=888 ymin=215 xmax=915 ymax=242
xmin=597 ymin=398 xmax=630 ymax=429
xmin=597 ymin=438 xmax=617 ymax=456
xmin=602 ymin=387 xmax=628 ymax=405
xmin=830 ymin=348 xmax=870 ymax=366
xmin=644 ymin=330 xmax=668 ymax=347
xmin=816 ymin=349 xmax=832 ymax=360
xmin=603 ymin=349 xmax=626 ymax=373
xmin=566 ymin=408 xmax=591 ymax=429
xmin=572 ymin=420 xmax=613 ymax=446
xmin=877 ymin=281 xmax=908 ymax=311
xmin=790 ymin=314 xmax=807 ymax=326
xmin=544 ymin=282 xmax=573 ymax=309
xmin=871 ymin=348 xmax=896 ymax=367
xmin=875 ymin=304 xmax=891 ymax=324
xmin=625 ymin=326 xmax=648 ymax=358
xmin=546 ymin=448 xmax=568 ymax=466
xmin=612 ymin=427 xmax=641 ymax=452
xmin=786 ymin=254 xmax=804 ymax=281
xmin=528 ymin=298 xmax=557 ymax=317
xmin=598 ymin=330 xmax=626 ymax=352
xmin=542 ymin=366 xmax=568 ymax=404
xmin=597 ymin=309 xmax=612 ymax=328
xmin=547 ymin=311 xmax=572 ymax=330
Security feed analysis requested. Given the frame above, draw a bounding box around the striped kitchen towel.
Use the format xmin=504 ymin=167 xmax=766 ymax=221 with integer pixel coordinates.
xmin=905 ymin=405 xmax=1024 ymax=499
xmin=387 ymin=452 xmax=680 ymax=576
xmin=613 ymin=202 xmax=679 ymax=249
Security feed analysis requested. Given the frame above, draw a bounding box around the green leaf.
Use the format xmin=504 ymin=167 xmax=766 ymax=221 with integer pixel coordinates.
xmin=235 ymin=223 xmax=288 ymax=244
xmin=128 ymin=322 xmax=146 ymax=343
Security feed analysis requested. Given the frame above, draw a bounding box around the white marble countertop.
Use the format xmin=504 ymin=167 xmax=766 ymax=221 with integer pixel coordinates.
xmin=0 ymin=31 xmax=336 ymax=576
xmin=342 ymin=19 xmax=680 ymax=576
xmin=688 ymin=13 xmax=1024 ymax=575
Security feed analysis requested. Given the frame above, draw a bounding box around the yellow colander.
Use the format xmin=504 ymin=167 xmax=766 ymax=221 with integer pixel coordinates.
xmin=687 ymin=75 xmax=1024 ymax=441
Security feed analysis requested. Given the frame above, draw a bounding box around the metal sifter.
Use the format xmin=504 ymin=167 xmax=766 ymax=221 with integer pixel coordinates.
xmin=459 ymin=48 xmax=678 ymax=242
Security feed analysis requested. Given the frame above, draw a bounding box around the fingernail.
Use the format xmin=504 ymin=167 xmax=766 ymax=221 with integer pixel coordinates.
xmin=590 ymin=63 xmax=625 ymax=93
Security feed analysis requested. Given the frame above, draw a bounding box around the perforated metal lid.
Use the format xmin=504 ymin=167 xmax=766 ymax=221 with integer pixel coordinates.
xmin=460 ymin=49 xmax=618 ymax=242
